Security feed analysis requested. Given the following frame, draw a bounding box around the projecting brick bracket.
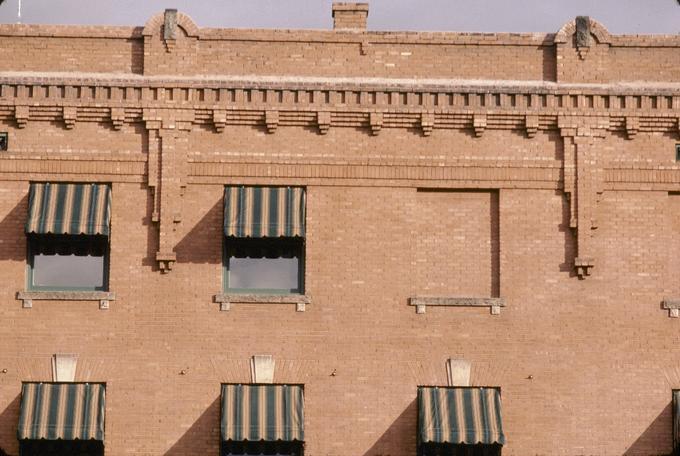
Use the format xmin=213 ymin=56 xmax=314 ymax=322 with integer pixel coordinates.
xmin=409 ymin=296 xmax=505 ymax=315
xmin=662 ymin=298 xmax=680 ymax=318
xmin=369 ymin=111 xmax=383 ymax=136
xmin=574 ymin=257 xmax=594 ymax=279
xmin=62 ymin=106 xmax=77 ymax=129
xmin=14 ymin=105 xmax=28 ymax=129
xmin=473 ymin=114 xmax=487 ymax=137
xmin=213 ymin=109 xmax=227 ymax=133
xmin=110 ymin=108 xmax=125 ymax=130
xmin=16 ymin=291 xmax=116 ymax=310
xmin=265 ymin=110 xmax=279 ymax=134
xmin=156 ymin=251 xmax=176 ymax=274
xmin=421 ymin=112 xmax=435 ymax=137
xmin=317 ymin=111 xmax=331 ymax=135
xmin=214 ymin=294 xmax=311 ymax=312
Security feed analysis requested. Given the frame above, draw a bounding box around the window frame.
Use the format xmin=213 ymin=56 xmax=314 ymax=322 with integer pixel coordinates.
xmin=222 ymin=236 xmax=305 ymax=295
xmin=26 ymin=233 xmax=110 ymax=292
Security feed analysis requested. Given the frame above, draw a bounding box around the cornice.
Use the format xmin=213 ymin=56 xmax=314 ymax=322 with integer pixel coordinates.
xmin=1 ymin=73 xmax=680 ymax=93
xmin=0 ymin=73 xmax=677 ymax=137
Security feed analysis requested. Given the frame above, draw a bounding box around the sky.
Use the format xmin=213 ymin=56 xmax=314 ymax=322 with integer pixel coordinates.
xmin=0 ymin=0 xmax=678 ymax=34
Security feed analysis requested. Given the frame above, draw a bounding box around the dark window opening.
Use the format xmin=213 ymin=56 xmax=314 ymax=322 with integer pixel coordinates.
xmin=676 ymin=144 xmax=680 ymax=162
xmin=19 ymin=439 xmax=104 ymax=456
xmin=0 ymin=132 xmax=7 ymax=151
xmin=224 ymin=237 xmax=303 ymax=294
xmin=221 ymin=440 xmax=303 ymax=456
xmin=419 ymin=443 xmax=502 ymax=456
xmin=28 ymin=234 xmax=109 ymax=291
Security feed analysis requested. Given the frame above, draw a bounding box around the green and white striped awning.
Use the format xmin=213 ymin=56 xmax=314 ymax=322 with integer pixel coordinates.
xmin=18 ymin=382 xmax=106 ymax=441
xmin=224 ymin=186 xmax=305 ymax=237
xmin=26 ymin=183 xmax=111 ymax=236
xmin=221 ymin=384 xmax=304 ymax=442
xmin=418 ymin=386 xmax=505 ymax=446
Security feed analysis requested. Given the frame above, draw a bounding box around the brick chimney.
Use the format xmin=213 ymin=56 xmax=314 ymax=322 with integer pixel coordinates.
xmin=332 ymin=3 xmax=369 ymax=30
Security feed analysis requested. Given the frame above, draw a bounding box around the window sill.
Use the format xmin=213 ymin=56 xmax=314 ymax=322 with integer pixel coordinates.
xmin=662 ymin=298 xmax=680 ymax=318
xmin=409 ymin=296 xmax=505 ymax=315
xmin=214 ymin=293 xmax=310 ymax=312
xmin=16 ymin=291 xmax=115 ymax=310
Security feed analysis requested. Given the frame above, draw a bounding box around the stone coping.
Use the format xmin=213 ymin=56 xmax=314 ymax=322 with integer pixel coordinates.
xmin=409 ymin=296 xmax=505 ymax=315
xmin=16 ymin=291 xmax=115 ymax=310
xmin=214 ymin=293 xmax=310 ymax=312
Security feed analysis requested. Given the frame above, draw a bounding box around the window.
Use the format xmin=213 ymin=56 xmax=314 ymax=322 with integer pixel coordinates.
xmin=28 ymin=234 xmax=109 ymax=291
xmin=19 ymin=440 xmax=104 ymax=456
xmin=25 ymin=183 xmax=112 ymax=292
xmin=224 ymin=237 xmax=303 ymax=293
xmin=221 ymin=441 xmax=303 ymax=456
xmin=220 ymin=384 xmax=304 ymax=456
xmin=223 ymin=186 xmax=305 ymax=295
xmin=18 ymin=382 xmax=105 ymax=456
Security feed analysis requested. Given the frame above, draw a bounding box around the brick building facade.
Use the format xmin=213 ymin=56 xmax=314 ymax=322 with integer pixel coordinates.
xmin=0 ymin=3 xmax=679 ymax=455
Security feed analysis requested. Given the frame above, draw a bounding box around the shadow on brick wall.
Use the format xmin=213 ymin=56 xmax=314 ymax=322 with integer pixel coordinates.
xmin=174 ymin=198 xmax=222 ymax=265
xmin=0 ymin=394 xmax=21 ymax=456
xmin=363 ymin=398 xmax=417 ymax=456
xmin=625 ymin=402 xmax=672 ymax=456
xmin=557 ymin=190 xmax=577 ymax=276
xmin=164 ymin=396 xmax=221 ymax=456
xmin=142 ymin=185 xmax=159 ymax=270
xmin=0 ymin=194 xmax=27 ymax=262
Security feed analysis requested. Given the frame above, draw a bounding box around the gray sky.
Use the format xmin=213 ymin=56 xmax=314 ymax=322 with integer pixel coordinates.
xmin=0 ymin=0 xmax=678 ymax=34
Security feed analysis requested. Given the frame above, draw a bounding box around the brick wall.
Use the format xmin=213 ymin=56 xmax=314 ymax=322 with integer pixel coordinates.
xmin=0 ymin=4 xmax=678 ymax=456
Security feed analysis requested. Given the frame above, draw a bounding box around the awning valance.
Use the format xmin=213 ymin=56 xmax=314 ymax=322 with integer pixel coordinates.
xmin=18 ymin=382 xmax=106 ymax=441
xmin=418 ymin=386 xmax=505 ymax=446
xmin=224 ymin=186 xmax=305 ymax=237
xmin=221 ymin=384 xmax=304 ymax=442
xmin=26 ymin=183 xmax=111 ymax=236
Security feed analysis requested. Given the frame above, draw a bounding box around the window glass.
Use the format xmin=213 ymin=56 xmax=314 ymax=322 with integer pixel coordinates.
xmin=32 ymin=254 xmax=105 ymax=289
xmin=28 ymin=234 xmax=108 ymax=291
xmin=229 ymin=257 xmax=299 ymax=291
xmin=225 ymin=238 xmax=303 ymax=293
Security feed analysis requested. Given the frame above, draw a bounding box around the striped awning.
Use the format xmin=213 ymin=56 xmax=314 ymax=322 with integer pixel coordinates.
xmin=221 ymin=384 xmax=304 ymax=442
xmin=18 ymin=382 xmax=106 ymax=441
xmin=26 ymin=183 xmax=111 ymax=236
xmin=224 ymin=186 xmax=305 ymax=237
xmin=418 ymin=386 xmax=505 ymax=445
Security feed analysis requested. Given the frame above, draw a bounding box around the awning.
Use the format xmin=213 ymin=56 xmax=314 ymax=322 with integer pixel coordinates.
xmin=26 ymin=183 xmax=111 ymax=236
xmin=418 ymin=386 xmax=505 ymax=445
xmin=18 ymin=382 xmax=106 ymax=441
xmin=224 ymin=186 xmax=305 ymax=237
xmin=221 ymin=384 xmax=304 ymax=442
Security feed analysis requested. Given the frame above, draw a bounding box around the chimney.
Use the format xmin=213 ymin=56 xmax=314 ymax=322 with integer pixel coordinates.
xmin=332 ymin=3 xmax=369 ymax=31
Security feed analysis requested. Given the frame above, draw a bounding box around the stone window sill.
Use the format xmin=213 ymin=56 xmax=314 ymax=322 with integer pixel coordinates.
xmin=662 ymin=298 xmax=680 ymax=318
xmin=17 ymin=291 xmax=115 ymax=310
xmin=409 ymin=296 xmax=505 ymax=315
xmin=214 ymin=293 xmax=310 ymax=312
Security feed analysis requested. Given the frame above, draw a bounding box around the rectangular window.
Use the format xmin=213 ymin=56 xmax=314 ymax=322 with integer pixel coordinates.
xmin=223 ymin=186 xmax=306 ymax=295
xmin=224 ymin=237 xmax=303 ymax=294
xmin=28 ymin=234 xmax=109 ymax=291
xmin=25 ymin=183 xmax=112 ymax=292
xmin=221 ymin=441 xmax=303 ymax=456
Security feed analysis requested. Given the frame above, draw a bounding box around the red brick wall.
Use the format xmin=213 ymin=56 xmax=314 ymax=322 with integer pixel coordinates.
xmin=0 ymin=7 xmax=678 ymax=456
